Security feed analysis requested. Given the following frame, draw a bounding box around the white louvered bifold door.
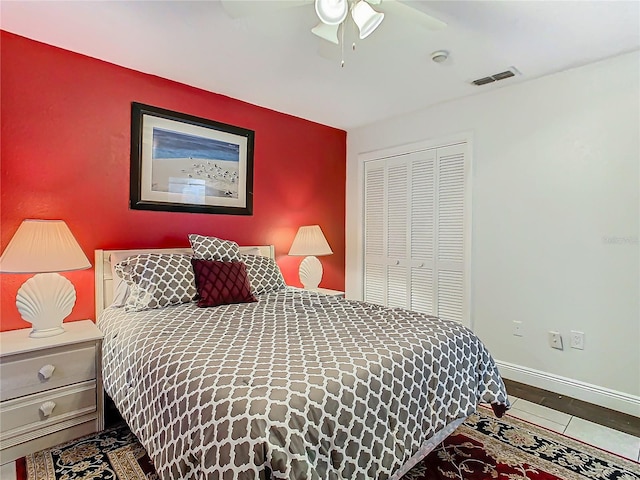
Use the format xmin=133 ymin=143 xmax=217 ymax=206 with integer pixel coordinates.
xmin=408 ymin=150 xmax=436 ymax=314
xmin=386 ymin=158 xmax=410 ymax=308
xmin=364 ymin=160 xmax=386 ymax=305
xmin=362 ymin=141 xmax=469 ymax=327
xmin=435 ymin=143 xmax=467 ymax=324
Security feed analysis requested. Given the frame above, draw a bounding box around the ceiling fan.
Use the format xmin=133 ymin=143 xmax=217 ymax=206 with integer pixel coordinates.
xmin=221 ymin=0 xmax=446 ymax=48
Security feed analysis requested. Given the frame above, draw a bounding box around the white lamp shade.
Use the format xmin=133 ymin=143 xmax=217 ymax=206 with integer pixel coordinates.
xmin=0 ymin=220 xmax=91 ymax=273
xmin=311 ymin=22 xmax=340 ymax=44
xmin=315 ymin=0 xmax=348 ymax=25
xmin=288 ymin=225 xmax=333 ymax=256
xmin=351 ymin=1 xmax=384 ymax=39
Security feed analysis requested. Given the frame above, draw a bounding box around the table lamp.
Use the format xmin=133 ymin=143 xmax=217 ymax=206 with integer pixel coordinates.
xmin=288 ymin=225 xmax=333 ymax=290
xmin=0 ymin=219 xmax=91 ymax=337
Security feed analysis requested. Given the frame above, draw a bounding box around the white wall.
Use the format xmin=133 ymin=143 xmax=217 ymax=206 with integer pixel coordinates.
xmin=346 ymin=51 xmax=640 ymax=413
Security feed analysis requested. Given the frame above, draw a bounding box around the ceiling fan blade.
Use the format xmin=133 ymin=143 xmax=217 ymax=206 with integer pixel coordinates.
xmin=380 ymin=0 xmax=447 ymax=30
xmin=221 ymin=0 xmax=312 ymax=19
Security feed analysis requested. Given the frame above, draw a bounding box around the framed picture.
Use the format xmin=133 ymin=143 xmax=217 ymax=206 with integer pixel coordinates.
xmin=130 ymin=102 xmax=255 ymax=215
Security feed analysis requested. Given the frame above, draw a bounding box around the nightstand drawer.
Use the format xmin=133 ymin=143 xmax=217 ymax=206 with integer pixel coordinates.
xmin=0 ymin=343 xmax=96 ymax=401
xmin=0 ymin=381 xmax=96 ymax=435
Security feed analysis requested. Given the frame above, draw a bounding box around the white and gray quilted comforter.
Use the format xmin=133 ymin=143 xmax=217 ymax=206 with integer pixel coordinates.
xmin=99 ymin=288 xmax=509 ymax=480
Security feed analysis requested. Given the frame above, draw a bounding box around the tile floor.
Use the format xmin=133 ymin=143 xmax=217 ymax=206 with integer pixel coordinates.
xmin=507 ymin=395 xmax=640 ymax=462
xmin=2 ymin=396 xmax=638 ymax=479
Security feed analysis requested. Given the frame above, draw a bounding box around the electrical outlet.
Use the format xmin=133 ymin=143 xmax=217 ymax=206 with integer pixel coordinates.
xmin=548 ymin=331 xmax=563 ymax=350
xmin=570 ymin=330 xmax=585 ymax=350
xmin=513 ymin=321 xmax=523 ymax=337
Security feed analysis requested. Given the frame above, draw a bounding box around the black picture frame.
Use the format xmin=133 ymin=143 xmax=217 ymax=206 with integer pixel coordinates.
xmin=130 ymin=102 xmax=254 ymax=215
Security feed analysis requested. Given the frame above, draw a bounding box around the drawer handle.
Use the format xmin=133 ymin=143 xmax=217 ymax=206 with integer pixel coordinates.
xmin=39 ymin=401 xmax=56 ymax=418
xmin=39 ymin=364 xmax=56 ymax=380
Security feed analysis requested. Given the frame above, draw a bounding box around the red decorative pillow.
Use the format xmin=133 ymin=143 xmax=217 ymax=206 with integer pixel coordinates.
xmin=191 ymin=259 xmax=257 ymax=307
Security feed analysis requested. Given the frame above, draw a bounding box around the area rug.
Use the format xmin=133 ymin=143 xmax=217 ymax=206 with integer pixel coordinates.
xmin=18 ymin=407 xmax=640 ymax=480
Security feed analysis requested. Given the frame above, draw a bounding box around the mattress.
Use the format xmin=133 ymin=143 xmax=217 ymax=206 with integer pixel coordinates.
xmin=99 ymin=287 xmax=509 ymax=479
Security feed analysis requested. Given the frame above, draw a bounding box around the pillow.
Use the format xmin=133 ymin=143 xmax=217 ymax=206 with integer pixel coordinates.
xmin=110 ymin=251 xmax=135 ymax=307
xmin=109 ymin=248 xmax=193 ymax=307
xmin=115 ymin=254 xmax=197 ymax=312
xmin=189 ymin=234 xmax=241 ymax=262
xmin=240 ymin=247 xmax=261 ymax=256
xmin=241 ymin=254 xmax=286 ymax=296
xmin=111 ymin=280 xmax=130 ymax=308
xmin=191 ymin=259 xmax=257 ymax=307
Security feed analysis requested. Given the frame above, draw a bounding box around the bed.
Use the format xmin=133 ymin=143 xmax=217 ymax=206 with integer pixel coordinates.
xmin=95 ymin=243 xmax=509 ymax=480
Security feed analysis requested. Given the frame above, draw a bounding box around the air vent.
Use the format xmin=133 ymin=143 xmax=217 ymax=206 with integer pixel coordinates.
xmin=492 ymin=70 xmax=515 ymax=81
xmin=472 ymin=76 xmax=495 ymax=86
xmin=471 ymin=67 xmax=520 ymax=86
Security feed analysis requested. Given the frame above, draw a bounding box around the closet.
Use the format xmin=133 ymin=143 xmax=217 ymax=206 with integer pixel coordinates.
xmin=363 ymin=142 xmax=470 ymax=326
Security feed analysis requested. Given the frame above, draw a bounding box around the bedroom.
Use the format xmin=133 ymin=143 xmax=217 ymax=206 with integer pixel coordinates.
xmin=0 ymin=0 xmax=638 ymax=478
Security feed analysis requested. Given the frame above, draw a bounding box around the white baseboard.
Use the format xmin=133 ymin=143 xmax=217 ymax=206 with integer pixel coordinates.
xmin=496 ymin=360 xmax=640 ymax=418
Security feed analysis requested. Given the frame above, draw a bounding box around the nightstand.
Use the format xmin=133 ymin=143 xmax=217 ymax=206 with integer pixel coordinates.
xmin=0 ymin=320 xmax=104 ymax=463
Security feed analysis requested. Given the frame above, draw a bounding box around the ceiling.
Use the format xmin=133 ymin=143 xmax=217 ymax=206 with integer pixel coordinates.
xmin=1 ymin=1 xmax=639 ymax=130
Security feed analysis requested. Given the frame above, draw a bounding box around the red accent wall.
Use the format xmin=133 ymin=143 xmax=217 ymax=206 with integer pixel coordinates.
xmin=0 ymin=32 xmax=346 ymax=332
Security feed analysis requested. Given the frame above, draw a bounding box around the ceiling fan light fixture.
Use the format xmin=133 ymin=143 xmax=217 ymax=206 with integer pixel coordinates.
xmin=315 ymin=0 xmax=348 ymax=25
xmin=311 ymin=22 xmax=340 ymax=44
xmin=351 ymin=1 xmax=384 ymax=39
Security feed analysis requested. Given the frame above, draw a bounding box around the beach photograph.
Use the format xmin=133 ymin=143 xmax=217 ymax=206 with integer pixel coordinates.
xmin=150 ymin=127 xmax=241 ymax=202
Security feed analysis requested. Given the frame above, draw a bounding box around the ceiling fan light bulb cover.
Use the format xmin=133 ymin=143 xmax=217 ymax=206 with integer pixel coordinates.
xmin=311 ymin=22 xmax=340 ymax=44
xmin=351 ymin=1 xmax=384 ymax=39
xmin=315 ymin=0 xmax=348 ymax=25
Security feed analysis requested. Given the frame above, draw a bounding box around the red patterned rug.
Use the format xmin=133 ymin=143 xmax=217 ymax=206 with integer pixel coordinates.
xmin=18 ymin=407 xmax=640 ymax=479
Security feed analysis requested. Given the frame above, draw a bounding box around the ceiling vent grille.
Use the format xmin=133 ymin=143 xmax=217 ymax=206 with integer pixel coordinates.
xmin=471 ymin=67 xmax=520 ymax=86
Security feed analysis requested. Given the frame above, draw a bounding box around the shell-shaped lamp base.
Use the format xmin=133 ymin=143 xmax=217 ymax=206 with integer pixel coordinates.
xmin=16 ymin=273 xmax=76 ymax=338
xmin=29 ymin=326 xmax=65 ymax=338
xmin=299 ymin=256 xmax=323 ymax=290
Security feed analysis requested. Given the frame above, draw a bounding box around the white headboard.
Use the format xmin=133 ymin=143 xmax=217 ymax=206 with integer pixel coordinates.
xmin=94 ymin=245 xmax=275 ymax=319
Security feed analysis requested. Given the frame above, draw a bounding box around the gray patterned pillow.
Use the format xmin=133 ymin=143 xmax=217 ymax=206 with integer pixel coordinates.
xmin=241 ymin=254 xmax=286 ymax=295
xmin=115 ymin=254 xmax=197 ymax=312
xmin=189 ymin=234 xmax=241 ymax=262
